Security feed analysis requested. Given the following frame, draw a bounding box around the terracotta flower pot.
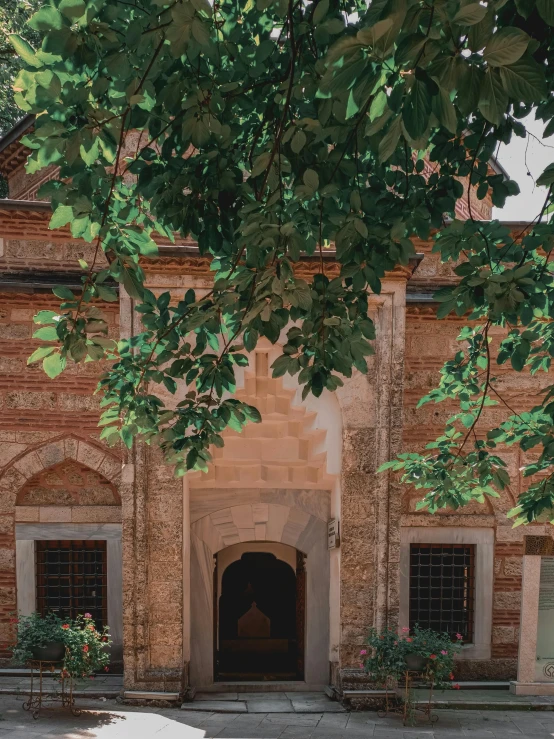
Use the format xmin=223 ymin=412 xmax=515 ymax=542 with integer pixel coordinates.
xmin=31 ymin=642 xmax=65 ymax=662
xmin=405 ymin=653 xmax=426 ymax=671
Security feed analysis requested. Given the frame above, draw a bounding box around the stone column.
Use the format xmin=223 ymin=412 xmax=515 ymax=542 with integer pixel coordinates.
xmin=516 ymin=555 xmax=541 ymax=685
xmin=336 ymin=274 xmax=409 ymax=683
xmin=182 ymin=474 xmax=191 ymax=689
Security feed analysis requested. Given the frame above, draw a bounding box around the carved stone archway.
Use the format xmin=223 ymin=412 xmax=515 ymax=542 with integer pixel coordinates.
xmin=190 ymin=502 xmax=329 ymax=688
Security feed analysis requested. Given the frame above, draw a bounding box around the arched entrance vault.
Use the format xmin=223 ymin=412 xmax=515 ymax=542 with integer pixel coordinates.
xmin=190 ymin=505 xmax=330 ymax=687
xmin=188 ymin=355 xmax=337 ymax=689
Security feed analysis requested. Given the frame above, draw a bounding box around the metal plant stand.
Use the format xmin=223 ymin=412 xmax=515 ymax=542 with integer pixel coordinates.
xmin=378 ymin=670 xmax=438 ymax=726
xmin=23 ymin=660 xmax=81 ymax=719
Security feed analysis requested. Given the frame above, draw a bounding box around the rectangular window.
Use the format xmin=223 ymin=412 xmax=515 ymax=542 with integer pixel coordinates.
xmin=36 ymin=540 xmax=107 ymax=628
xmin=409 ymin=543 xmax=475 ymax=642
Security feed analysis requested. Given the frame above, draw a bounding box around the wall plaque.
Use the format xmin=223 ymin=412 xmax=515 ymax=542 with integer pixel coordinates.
xmin=328 ymin=519 xmax=339 ymax=550
xmin=536 ymin=557 xmax=554 ymax=681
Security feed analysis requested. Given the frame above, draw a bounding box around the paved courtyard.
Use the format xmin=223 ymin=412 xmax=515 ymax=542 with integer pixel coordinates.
xmin=1 ymin=695 xmax=554 ymax=738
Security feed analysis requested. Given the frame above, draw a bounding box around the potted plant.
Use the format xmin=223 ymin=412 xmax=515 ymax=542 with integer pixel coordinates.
xmin=12 ymin=612 xmax=66 ymax=663
xmin=401 ymin=625 xmax=463 ymax=688
xmin=12 ymin=612 xmax=112 ymax=679
xmin=60 ymin=614 xmax=111 ymax=679
xmin=360 ymin=625 xmax=463 ymax=689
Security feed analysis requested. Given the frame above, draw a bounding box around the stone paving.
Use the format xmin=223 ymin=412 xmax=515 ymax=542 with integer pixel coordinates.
xmin=1 ymin=695 xmax=554 ymax=738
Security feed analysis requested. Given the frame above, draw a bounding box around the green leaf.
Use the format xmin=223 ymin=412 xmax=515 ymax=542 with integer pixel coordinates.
xmin=50 ymin=205 xmax=73 ymax=230
xmin=537 ymin=163 xmax=554 ymax=188
xmin=402 ymin=77 xmax=432 ymax=140
xmin=52 ymin=286 xmax=75 ymax=300
xmin=303 ymin=168 xmax=319 ymax=191
xmin=432 ymin=86 xmax=457 ymax=134
xmin=9 ymin=35 xmax=41 ymax=68
xmin=58 ymin=0 xmax=86 ymax=18
xmin=537 ymin=0 xmax=554 ymax=25
xmin=453 ymin=3 xmax=488 ymax=25
xmin=514 ymin=0 xmax=535 ymax=18
xmin=499 ymin=56 xmax=547 ymax=103
xmin=28 ymin=7 xmax=63 ymax=31
xmin=357 ymin=18 xmax=394 ymax=46
xmin=395 ymin=33 xmax=426 ymax=66
xmin=28 ymin=346 xmax=56 ymax=365
xmin=290 ymin=129 xmax=307 ymax=153
xmin=43 ymin=352 xmax=66 ymax=378
xmin=483 ymin=28 xmax=530 ymax=67
xmin=97 ymin=285 xmax=119 ymax=302
xmin=456 ymin=63 xmax=484 ymax=116
xmin=251 ymin=152 xmax=271 ymax=178
xmin=478 ymin=68 xmax=508 ymax=126
xmin=33 ymin=327 xmax=59 ymax=341
xmin=378 ymin=115 xmax=401 ymax=162
xmin=312 ymin=0 xmax=329 ymax=26
xmin=34 ymin=310 xmax=58 ymax=324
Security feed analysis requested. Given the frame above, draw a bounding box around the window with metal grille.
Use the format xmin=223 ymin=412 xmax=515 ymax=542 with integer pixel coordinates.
xmin=409 ymin=543 xmax=475 ymax=642
xmin=36 ymin=540 xmax=107 ymax=628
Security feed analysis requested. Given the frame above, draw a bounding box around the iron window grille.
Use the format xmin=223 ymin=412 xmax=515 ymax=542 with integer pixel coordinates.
xmin=36 ymin=540 xmax=107 ymax=628
xmin=409 ymin=543 xmax=475 ymax=643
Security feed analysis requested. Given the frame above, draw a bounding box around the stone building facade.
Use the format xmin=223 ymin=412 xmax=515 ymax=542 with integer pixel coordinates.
xmin=0 ymin=118 xmax=546 ymax=693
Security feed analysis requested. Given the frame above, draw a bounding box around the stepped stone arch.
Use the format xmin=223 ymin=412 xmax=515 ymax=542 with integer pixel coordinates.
xmin=190 ymin=501 xmax=329 ymax=688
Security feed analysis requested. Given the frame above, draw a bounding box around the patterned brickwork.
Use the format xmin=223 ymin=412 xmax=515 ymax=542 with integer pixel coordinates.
xmin=0 ymin=283 xmax=121 ymax=663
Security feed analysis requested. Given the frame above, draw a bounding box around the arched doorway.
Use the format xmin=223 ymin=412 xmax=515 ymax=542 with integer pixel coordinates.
xmin=215 ymin=546 xmax=305 ymax=681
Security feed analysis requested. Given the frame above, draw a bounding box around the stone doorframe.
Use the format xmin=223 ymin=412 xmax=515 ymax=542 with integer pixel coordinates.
xmin=15 ymin=523 xmax=123 ymax=660
xmin=190 ymin=502 xmax=329 ymax=688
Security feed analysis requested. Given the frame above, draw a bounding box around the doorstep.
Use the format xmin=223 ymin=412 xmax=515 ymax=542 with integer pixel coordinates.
xmin=200 ymin=681 xmax=326 ymax=692
xmin=185 ymin=690 xmax=346 ymax=713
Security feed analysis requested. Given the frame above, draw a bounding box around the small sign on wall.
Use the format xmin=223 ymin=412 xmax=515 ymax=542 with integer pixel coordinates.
xmin=328 ymin=519 xmax=340 ymax=549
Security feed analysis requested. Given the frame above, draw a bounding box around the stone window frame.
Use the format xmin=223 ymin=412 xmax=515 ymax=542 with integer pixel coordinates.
xmin=15 ymin=523 xmax=123 ymax=659
xmin=399 ymin=527 xmax=494 ymax=660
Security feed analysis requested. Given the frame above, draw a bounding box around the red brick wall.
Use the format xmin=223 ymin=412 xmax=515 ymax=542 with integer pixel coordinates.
xmin=0 ymin=288 xmax=120 ymax=661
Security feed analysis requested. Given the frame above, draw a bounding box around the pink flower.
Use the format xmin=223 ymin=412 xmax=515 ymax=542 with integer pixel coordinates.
xmin=402 ymin=627 xmax=409 ymax=632
xmin=441 ymin=650 xmax=448 ymax=655
xmin=84 ymin=613 xmax=92 ymax=619
xmin=359 ymin=663 xmax=364 ymax=669
xmin=359 ymin=649 xmax=367 ymax=656
xmin=449 ymin=672 xmax=455 ymax=680
xmin=62 ymin=624 xmax=69 ymax=630
xmin=83 ymin=645 xmax=89 ymax=653
xmin=406 ymin=637 xmax=413 ymax=642
xmin=429 ymin=654 xmax=437 ymax=660
xmin=456 ymin=633 xmax=463 ymax=640
xmin=454 ymin=683 xmax=460 ymax=690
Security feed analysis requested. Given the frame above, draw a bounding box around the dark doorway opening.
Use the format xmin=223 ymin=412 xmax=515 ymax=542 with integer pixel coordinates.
xmin=215 ymin=550 xmax=305 ymax=681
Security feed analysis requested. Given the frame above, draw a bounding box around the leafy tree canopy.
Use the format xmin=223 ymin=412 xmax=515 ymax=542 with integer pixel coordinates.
xmin=0 ymin=0 xmax=41 ymax=193
xmin=9 ymin=0 xmax=554 ymax=524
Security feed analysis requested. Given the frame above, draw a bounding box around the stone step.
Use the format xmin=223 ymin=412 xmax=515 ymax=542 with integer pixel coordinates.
xmin=124 ymin=690 xmax=180 ymax=701
xmin=199 ymin=682 xmax=326 ymax=693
